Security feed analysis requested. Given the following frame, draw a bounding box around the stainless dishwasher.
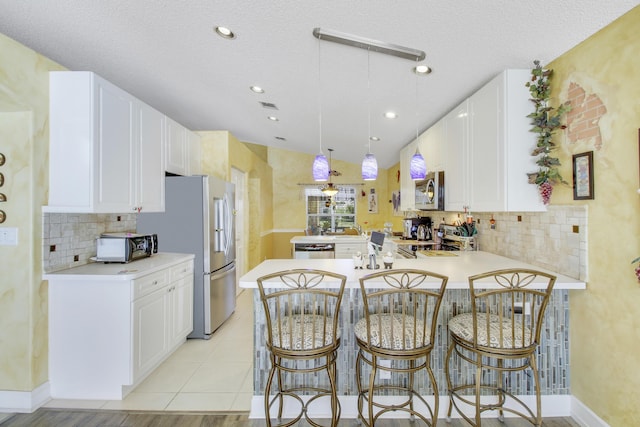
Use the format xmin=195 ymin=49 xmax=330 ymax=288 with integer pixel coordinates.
xmin=294 ymin=243 xmax=335 ymax=259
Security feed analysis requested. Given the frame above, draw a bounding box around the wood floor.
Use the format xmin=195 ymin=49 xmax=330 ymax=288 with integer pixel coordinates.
xmin=0 ymin=409 xmax=581 ymax=427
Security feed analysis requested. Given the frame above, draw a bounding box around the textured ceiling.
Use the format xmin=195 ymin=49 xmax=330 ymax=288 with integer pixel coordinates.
xmin=0 ymin=1 xmax=637 ymax=168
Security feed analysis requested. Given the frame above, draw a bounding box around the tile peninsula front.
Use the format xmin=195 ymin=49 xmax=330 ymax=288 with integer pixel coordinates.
xmin=239 ymin=252 xmax=585 ymax=420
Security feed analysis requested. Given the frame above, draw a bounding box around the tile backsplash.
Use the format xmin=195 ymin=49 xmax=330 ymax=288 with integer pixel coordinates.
xmin=42 ymin=212 xmax=136 ymax=273
xmin=471 ymin=205 xmax=587 ymax=280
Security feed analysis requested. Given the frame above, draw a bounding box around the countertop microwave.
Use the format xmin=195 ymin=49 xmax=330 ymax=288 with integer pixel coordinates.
xmin=415 ymin=171 xmax=445 ymax=211
xmin=95 ymin=232 xmax=157 ymax=263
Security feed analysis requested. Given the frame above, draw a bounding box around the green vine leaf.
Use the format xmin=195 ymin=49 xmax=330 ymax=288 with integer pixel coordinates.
xmin=526 ymin=60 xmax=571 ymax=203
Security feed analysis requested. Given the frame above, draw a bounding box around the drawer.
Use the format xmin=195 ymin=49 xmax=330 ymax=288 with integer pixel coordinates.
xmin=170 ymin=260 xmax=194 ymax=281
xmin=133 ymin=270 xmax=169 ymax=300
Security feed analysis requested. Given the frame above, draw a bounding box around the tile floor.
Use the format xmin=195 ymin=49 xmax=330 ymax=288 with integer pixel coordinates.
xmin=44 ymin=289 xmax=254 ymax=412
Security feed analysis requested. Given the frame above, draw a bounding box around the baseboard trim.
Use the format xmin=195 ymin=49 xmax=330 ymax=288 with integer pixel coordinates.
xmin=249 ymin=394 xmax=572 ymax=420
xmin=571 ymin=395 xmax=610 ymax=427
xmin=0 ymin=382 xmax=50 ymax=413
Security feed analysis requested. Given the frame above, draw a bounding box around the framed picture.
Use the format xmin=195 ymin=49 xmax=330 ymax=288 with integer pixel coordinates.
xmin=572 ymin=151 xmax=594 ymax=200
xmin=368 ymin=190 xmax=378 ymax=213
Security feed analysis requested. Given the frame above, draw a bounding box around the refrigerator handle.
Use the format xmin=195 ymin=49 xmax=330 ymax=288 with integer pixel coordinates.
xmin=207 ymin=263 xmax=236 ymax=280
xmin=223 ymin=194 xmax=232 ymax=257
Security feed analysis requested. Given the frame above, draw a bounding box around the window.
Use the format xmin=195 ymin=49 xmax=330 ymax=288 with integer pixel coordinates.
xmin=306 ymin=186 xmax=356 ymax=234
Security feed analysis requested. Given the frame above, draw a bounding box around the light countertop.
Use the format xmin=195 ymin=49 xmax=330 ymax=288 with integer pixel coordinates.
xmin=291 ymin=235 xmax=367 ymax=244
xmin=43 ymin=252 xmax=195 ymax=281
xmin=239 ymin=251 xmax=585 ymax=290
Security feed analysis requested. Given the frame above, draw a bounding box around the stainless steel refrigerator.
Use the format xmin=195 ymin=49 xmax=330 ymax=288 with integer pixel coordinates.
xmin=137 ymin=175 xmax=236 ymax=339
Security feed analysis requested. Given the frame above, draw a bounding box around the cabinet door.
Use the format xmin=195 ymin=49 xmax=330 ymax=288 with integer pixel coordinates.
xmin=169 ymin=276 xmax=194 ymax=346
xmin=132 ymin=288 xmax=169 ymax=382
xmin=469 ymin=73 xmax=504 ymax=211
xmin=186 ymin=130 xmax=202 ymax=176
xmin=95 ymin=78 xmax=136 ymax=212
xmin=443 ymin=100 xmax=469 ymax=211
xmin=137 ymin=103 xmax=165 ymax=212
xmin=420 ymin=120 xmax=444 ymax=173
xmin=334 ymin=242 xmax=366 ymax=259
xmin=165 ymin=118 xmax=187 ymax=175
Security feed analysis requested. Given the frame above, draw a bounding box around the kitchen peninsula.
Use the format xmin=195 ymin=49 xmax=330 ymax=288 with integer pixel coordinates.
xmin=239 ymin=251 xmax=585 ymax=419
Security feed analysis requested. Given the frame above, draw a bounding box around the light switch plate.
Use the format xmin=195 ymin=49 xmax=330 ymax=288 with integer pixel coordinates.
xmin=0 ymin=227 xmax=18 ymax=245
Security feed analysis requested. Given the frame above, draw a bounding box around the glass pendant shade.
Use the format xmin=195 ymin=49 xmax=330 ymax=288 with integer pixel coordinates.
xmin=410 ymin=150 xmax=427 ymax=180
xmin=321 ymin=183 xmax=339 ymax=196
xmin=312 ymin=154 xmax=330 ymax=181
xmin=361 ymin=153 xmax=378 ymax=180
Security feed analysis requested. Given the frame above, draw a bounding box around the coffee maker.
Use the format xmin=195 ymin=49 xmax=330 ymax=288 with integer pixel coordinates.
xmin=402 ymin=217 xmax=432 ymax=240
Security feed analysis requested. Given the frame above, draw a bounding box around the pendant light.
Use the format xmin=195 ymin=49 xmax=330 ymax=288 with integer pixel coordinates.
xmin=410 ymin=58 xmax=427 ymax=181
xmin=312 ymin=36 xmax=330 ymax=181
xmin=361 ymin=48 xmax=378 ymax=181
xmin=321 ymin=148 xmax=340 ymax=196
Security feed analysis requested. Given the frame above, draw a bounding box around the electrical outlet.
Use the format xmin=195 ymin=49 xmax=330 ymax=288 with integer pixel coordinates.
xmin=0 ymin=227 xmax=18 ymax=246
xmin=379 ymin=359 xmax=391 ymax=379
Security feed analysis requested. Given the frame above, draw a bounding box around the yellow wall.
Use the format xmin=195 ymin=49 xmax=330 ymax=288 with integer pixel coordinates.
xmin=0 ymin=34 xmax=65 ymax=391
xmin=547 ymin=7 xmax=640 ymax=425
xmin=268 ymin=146 xmax=392 ymax=230
xmin=198 ymin=130 xmax=274 ymax=268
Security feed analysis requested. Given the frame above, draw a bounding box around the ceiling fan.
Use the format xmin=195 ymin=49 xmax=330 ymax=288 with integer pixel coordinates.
xmin=321 ymin=148 xmax=341 ymax=197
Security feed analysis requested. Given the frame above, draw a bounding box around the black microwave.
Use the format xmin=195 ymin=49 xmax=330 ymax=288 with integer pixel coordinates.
xmin=415 ymin=171 xmax=445 ymax=210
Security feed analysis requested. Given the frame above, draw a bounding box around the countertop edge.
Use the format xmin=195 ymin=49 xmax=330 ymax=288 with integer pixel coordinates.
xmin=43 ymin=253 xmax=195 ymax=281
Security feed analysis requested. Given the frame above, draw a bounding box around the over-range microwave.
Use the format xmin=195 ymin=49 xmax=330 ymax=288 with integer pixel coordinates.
xmin=415 ymin=171 xmax=445 ymax=211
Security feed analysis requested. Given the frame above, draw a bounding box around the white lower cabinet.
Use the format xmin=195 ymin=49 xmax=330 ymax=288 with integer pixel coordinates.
xmin=334 ymin=242 xmax=367 ymax=259
xmin=47 ymin=256 xmax=194 ymax=400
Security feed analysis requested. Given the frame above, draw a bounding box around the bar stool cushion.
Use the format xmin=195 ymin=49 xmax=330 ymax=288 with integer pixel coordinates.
xmin=271 ymin=314 xmax=340 ymax=350
xmin=448 ymin=313 xmax=533 ymax=348
xmin=354 ymin=313 xmax=429 ymax=349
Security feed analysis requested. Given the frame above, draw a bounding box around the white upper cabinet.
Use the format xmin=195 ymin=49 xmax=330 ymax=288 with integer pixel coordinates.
xmin=165 ymin=117 xmax=187 ymax=176
xmin=137 ymin=101 xmax=165 ymax=212
xmin=419 ymin=118 xmax=445 ymax=173
xmin=443 ymin=100 xmax=470 ymax=212
xmin=440 ymin=69 xmax=544 ymax=212
xmin=165 ymin=118 xmax=201 ymax=176
xmin=48 ymin=71 xmax=165 ymax=213
xmin=468 ymin=69 xmax=544 ymax=212
xmin=186 ymin=130 xmax=202 ymax=176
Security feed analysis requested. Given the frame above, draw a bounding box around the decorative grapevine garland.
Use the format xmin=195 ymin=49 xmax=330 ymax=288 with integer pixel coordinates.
xmin=525 ymin=60 xmax=571 ymax=205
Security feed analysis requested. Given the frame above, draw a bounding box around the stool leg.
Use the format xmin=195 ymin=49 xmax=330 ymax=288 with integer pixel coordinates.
xmin=367 ymin=354 xmax=377 ymax=426
xmin=444 ymin=339 xmax=455 ymax=421
xmin=531 ymin=353 xmax=542 ymax=427
xmin=475 ymin=353 xmax=482 ymax=427
xmin=426 ymin=362 xmax=439 ymax=426
xmin=327 ymin=353 xmax=339 ymax=427
xmin=264 ymin=354 xmax=277 ymax=427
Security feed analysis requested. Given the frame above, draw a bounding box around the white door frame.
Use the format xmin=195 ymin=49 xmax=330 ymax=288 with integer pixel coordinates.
xmin=231 ymin=167 xmax=248 ymax=295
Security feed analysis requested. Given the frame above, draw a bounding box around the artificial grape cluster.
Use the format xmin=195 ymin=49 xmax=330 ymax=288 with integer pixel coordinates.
xmin=635 ymin=265 xmax=640 ymax=281
xmin=539 ymin=181 xmax=553 ymax=205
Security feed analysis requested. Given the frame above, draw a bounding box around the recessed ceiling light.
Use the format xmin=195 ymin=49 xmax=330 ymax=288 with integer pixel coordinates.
xmin=413 ymin=65 xmax=432 ymax=75
xmin=215 ymin=26 xmax=236 ymax=39
xmin=250 ymin=86 xmax=264 ymax=93
xmin=384 ymin=112 xmax=398 ymax=119
xmin=267 ymin=116 xmax=279 ymax=121
xmin=370 ymin=136 xmax=380 ymax=141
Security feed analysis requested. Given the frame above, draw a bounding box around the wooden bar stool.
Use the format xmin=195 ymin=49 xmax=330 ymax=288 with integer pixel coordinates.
xmin=256 ymin=269 xmax=347 ymax=427
xmin=445 ymin=268 xmax=556 ymax=426
xmin=355 ymin=269 xmax=449 ymax=426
